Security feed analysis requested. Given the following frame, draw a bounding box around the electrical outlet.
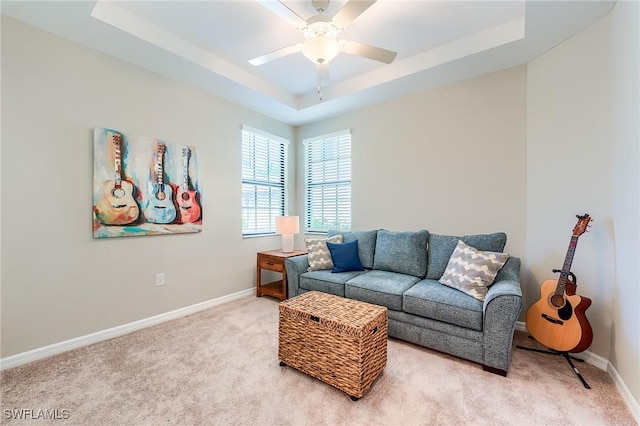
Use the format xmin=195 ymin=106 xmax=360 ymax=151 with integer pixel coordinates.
xmin=155 ymin=273 xmax=165 ymax=287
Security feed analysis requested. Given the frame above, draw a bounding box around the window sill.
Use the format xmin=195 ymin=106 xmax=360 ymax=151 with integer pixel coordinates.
xmin=242 ymin=233 xmax=278 ymax=239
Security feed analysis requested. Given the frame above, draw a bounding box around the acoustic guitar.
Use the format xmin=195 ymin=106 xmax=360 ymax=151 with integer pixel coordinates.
xmin=94 ymin=132 xmax=140 ymax=225
xmin=176 ymin=147 xmax=201 ymax=224
xmin=525 ymin=214 xmax=593 ymax=353
xmin=144 ymin=142 xmax=177 ymax=224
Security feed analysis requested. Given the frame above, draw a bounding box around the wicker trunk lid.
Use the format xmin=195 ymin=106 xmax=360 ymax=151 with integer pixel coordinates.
xmin=278 ymin=291 xmax=388 ymax=399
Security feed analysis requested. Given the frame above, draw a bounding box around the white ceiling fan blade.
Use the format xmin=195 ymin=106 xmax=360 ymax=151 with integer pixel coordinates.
xmin=317 ymin=62 xmax=330 ymax=88
xmin=257 ymin=0 xmax=308 ymax=29
xmin=249 ymin=44 xmax=301 ymax=66
xmin=342 ymin=40 xmax=397 ymax=64
xmin=331 ymin=0 xmax=376 ymax=30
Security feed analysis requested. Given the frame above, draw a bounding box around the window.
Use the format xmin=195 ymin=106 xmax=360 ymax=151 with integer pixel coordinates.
xmin=304 ymin=130 xmax=351 ymax=233
xmin=241 ymin=126 xmax=288 ymax=236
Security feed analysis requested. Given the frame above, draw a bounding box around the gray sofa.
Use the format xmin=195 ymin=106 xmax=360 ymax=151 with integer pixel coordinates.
xmin=285 ymin=229 xmax=522 ymax=376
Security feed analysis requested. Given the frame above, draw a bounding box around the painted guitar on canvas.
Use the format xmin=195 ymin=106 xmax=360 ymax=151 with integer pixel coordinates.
xmin=94 ymin=132 xmax=140 ymax=225
xmin=525 ymin=214 xmax=593 ymax=353
xmin=144 ymin=142 xmax=177 ymax=224
xmin=176 ymin=147 xmax=201 ymax=224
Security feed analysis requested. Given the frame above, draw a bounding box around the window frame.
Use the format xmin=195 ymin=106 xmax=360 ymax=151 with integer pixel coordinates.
xmin=303 ymin=129 xmax=352 ymax=234
xmin=241 ymin=125 xmax=289 ymax=237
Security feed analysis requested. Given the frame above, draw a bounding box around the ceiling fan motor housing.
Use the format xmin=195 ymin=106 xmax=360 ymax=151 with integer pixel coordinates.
xmin=312 ymin=0 xmax=330 ymax=13
xmin=304 ymin=15 xmax=338 ymax=39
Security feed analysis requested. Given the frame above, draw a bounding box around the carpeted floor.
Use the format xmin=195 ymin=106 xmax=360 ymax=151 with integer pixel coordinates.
xmin=1 ymin=295 xmax=636 ymax=425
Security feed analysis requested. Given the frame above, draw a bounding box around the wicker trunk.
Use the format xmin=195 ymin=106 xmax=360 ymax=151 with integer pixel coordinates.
xmin=278 ymin=291 xmax=388 ymax=400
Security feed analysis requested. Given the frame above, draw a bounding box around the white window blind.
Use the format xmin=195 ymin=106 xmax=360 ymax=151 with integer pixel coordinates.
xmin=304 ymin=130 xmax=351 ymax=233
xmin=242 ymin=126 xmax=288 ymax=236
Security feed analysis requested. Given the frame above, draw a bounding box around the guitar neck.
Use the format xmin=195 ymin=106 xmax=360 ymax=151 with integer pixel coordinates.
xmin=556 ymin=236 xmax=579 ymax=295
xmin=182 ymin=150 xmax=189 ymax=191
xmin=156 ymin=145 xmax=165 ymax=185
xmin=112 ymin=134 xmax=123 ymax=186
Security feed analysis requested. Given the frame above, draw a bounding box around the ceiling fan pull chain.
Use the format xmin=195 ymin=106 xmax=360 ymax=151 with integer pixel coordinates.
xmin=317 ymin=86 xmax=323 ymax=101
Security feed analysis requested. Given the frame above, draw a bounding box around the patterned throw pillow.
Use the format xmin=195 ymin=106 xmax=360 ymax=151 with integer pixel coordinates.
xmin=439 ymin=240 xmax=509 ymax=301
xmin=305 ymin=235 xmax=343 ymax=271
xmin=426 ymin=232 xmax=507 ymax=280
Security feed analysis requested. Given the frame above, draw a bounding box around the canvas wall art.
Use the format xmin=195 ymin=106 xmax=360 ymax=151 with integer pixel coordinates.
xmin=93 ymin=127 xmax=202 ymax=238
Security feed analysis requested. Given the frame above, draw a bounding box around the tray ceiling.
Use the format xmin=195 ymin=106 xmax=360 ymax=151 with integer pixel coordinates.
xmin=1 ymin=1 xmax=615 ymax=125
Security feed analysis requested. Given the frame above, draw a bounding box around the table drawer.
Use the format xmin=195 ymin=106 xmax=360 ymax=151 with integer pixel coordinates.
xmin=259 ymin=259 xmax=283 ymax=272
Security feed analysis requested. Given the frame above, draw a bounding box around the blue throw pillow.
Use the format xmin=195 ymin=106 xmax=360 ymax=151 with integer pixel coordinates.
xmin=326 ymin=240 xmax=365 ymax=273
xmin=327 ymin=230 xmax=378 ymax=269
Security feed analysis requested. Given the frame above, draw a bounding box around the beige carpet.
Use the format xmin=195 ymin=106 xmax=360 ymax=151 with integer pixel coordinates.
xmin=1 ymin=295 xmax=636 ymax=426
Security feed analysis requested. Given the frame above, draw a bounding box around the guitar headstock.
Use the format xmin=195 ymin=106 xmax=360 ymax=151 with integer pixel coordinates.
xmin=183 ymin=147 xmax=191 ymax=157
xmin=573 ymin=214 xmax=592 ymax=237
xmin=157 ymin=142 xmax=166 ymax=154
xmin=108 ymin=132 xmax=122 ymax=146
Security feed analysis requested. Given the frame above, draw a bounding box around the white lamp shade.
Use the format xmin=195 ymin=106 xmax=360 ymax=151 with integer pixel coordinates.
xmin=275 ymin=216 xmax=300 ymax=235
xmin=276 ymin=216 xmax=299 ymax=252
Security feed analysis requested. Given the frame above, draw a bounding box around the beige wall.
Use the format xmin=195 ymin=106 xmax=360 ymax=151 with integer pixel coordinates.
xmin=526 ymin=15 xmax=613 ymax=358
xmin=0 ymin=17 xmax=294 ymax=357
xmin=527 ymin=5 xmax=640 ymax=407
xmin=297 ymin=67 xmax=528 ymax=262
xmin=610 ymin=0 xmax=640 ymax=405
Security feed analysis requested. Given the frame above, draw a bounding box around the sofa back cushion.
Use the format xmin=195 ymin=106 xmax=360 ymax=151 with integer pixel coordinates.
xmin=327 ymin=229 xmax=378 ymax=269
xmin=426 ymin=232 xmax=507 ymax=280
xmin=372 ymin=229 xmax=429 ymax=278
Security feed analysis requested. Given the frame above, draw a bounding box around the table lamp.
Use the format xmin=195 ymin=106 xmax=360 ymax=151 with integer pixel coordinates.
xmin=275 ymin=216 xmax=299 ymax=253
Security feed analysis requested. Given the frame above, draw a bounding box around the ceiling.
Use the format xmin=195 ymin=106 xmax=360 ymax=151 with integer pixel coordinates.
xmin=1 ymin=0 xmax=615 ymax=125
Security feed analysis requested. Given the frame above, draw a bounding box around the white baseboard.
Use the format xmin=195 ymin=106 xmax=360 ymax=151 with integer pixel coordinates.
xmin=608 ymin=362 xmax=640 ymax=422
xmin=516 ymin=321 xmax=639 ymax=423
xmin=515 ymin=320 xmax=528 ymax=333
xmin=0 ymin=288 xmax=254 ymax=371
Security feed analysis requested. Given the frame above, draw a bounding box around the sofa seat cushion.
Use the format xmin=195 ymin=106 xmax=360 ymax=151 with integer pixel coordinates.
xmin=345 ymin=270 xmax=420 ymax=311
xmin=426 ymin=232 xmax=507 ymax=280
xmin=373 ymin=229 xmax=429 ymax=277
xmin=388 ymin=310 xmax=483 ymax=343
xmin=300 ymin=270 xmax=367 ymax=297
xmin=403 ymin=279 xmax=484 ymax=331
xmin=327 ymin=229 xmax=378 ymax=269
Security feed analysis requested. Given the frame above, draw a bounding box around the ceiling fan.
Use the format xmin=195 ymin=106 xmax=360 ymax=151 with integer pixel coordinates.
xmin=250 ymin=0 xmax=397 ymax=89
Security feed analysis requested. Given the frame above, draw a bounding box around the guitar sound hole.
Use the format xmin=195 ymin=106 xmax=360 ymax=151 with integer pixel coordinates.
xmin=156 ymin=191 xmax=166 ymax=201
xmin=181 ymin=193 xmax=190 ymax=201
xmin=111 ymin=188 xmax=125 ymax=199
xmin=550 ymin=294 xmax=565 ymax=308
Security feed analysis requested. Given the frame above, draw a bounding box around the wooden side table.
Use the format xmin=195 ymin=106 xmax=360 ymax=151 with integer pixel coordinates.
xmin=257 ymin=249 xmax=307 ymax=301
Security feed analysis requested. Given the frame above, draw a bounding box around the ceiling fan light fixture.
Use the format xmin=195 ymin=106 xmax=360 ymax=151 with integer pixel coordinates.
xmin=302 ymin=35 xmax=340 ymax=64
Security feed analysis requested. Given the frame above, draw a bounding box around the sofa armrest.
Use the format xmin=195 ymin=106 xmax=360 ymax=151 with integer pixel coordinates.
xmin=482 ymin=256 xmax=523 ymax=373
xmin=285 ymin=255 xmax=309 ymax=298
